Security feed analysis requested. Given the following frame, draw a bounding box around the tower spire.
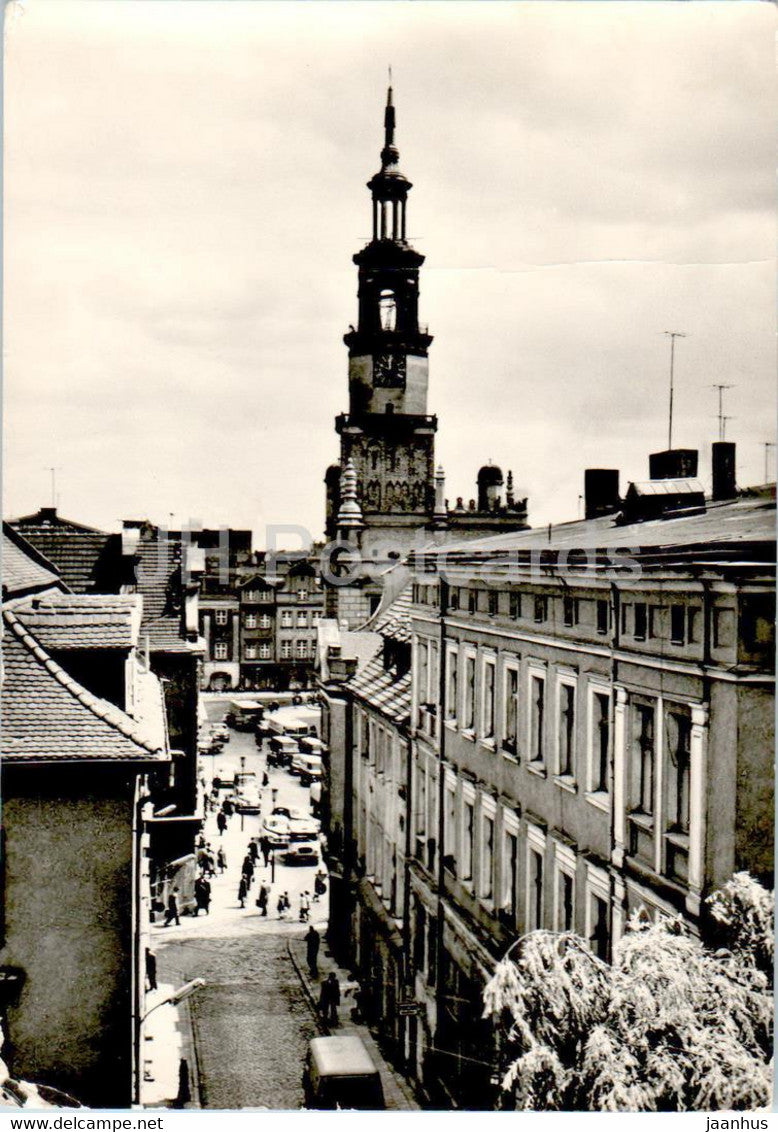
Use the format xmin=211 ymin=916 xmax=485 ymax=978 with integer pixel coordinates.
xmin=382 ymin=81 xmax=398 ymax=169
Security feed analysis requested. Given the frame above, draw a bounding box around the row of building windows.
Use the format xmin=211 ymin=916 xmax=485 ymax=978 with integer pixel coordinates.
xmin=241 ymin=587 xmax=315 ymax=604
xmin=410 ymin=775 xmax=613 ymax=959
xmin=212 ymin=609 xmax=322 ymax=629
xmin=212 ymin=638 xmax=313 ymax=660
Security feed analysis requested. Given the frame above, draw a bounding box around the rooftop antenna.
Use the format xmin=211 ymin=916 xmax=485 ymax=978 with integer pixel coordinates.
xmin=762 ymin=441 xmax=775 ymax=484
xmin=663 ymin=331 xmax=687 ymax=449
xmin=45 ymin=466 xmax=60 ymax=508
xmin=711 ymin=384 xmax=734 ymax=442
xmin=720 ymin=415 xmax=734 ymax=441
xmin=388 ymin=64 xmax=392 ymax=86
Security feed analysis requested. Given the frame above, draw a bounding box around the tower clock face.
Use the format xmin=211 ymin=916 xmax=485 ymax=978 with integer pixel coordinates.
xmin=374 ymin=352 xmax=406 ymax=387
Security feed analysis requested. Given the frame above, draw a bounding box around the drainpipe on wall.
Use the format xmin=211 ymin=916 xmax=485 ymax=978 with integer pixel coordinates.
xmin=132 ymin=784 xmax=152 ymax=1108
xmin=434 ymin=578 xmax=449 ymax=1067
xmin=608 ymin=583 xmax=621 ymax=964
xmin=342 ymin=689 xmax=356 ymax=962
xmin=401 ymin=729 xmax=413 ymax=1067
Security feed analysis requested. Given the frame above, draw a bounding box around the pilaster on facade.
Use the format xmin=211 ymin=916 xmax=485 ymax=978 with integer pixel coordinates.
xmin=612 ymin=685 xmax=628 ymax=868
xmin=686 ymin=702 xmax=709 ymax=917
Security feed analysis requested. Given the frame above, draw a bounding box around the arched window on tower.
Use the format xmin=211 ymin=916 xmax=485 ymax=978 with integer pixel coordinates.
xmin=379 ymin=290 xmax=397 ymax=332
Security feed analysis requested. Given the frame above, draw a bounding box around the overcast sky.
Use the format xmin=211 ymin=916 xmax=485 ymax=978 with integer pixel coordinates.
xmin=4 ymin=0 xmax=775 ymax=546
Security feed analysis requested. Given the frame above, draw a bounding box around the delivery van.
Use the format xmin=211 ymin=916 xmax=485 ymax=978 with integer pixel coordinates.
xmin=303 ymin=1036 xmax=385 ymax=1110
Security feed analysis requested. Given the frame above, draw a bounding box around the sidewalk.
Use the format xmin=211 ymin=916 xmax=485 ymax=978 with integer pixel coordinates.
xmin=287 ymin=935 xmax=420 ymax=1111
xmin=140 ymin=983 xmax=200 ymax=1109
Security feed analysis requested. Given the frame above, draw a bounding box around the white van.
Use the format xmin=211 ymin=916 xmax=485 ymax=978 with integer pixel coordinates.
xmin=291 ymin=752 xmax=323 ymax=785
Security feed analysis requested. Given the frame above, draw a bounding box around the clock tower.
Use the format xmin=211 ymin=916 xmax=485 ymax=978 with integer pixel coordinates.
xmin=330 ymin=85 xmax=437 ymax=556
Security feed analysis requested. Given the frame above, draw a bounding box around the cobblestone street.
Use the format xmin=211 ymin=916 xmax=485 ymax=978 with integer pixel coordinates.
xmin=158 ymin=934 xmax=317 ymax=1110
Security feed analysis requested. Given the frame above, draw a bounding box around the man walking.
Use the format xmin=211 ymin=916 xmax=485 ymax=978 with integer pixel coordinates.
xmin=238 ymin=876 xmax=248 ymax=909
xmin=216 ymin=810 xmax=227 ymax=837
xmin=305 ymin=925 xmax=320 ymax=977
xmin=164 ymin=889 xmax=181 ymax=927
xmin=260 ymin=835 xmax=271 ymax=868
xmin=256 ymin=881 xmax=270 ymax=917
xmin=319 ymin=972 xmax=341 ymax=1026
xmin=145 ymin=948 xmax=158 ymax=991
xmin=217 ymin=846 xmax=227 ymax=874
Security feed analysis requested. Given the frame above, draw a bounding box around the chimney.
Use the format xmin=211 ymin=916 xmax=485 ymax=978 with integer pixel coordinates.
xmin=711 ymin=441 xmax=736 ymax=501
xmin=584 ymin=469 xmax=620 ymax=520
xmin=649 ymin=448 xmax=698 ymax=480
xmin=434 ymin=466 xmax=447 ymax=520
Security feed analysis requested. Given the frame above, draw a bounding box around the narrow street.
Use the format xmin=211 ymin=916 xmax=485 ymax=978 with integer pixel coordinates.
xmin=150 ymin=698 xmax=326 ymax=1109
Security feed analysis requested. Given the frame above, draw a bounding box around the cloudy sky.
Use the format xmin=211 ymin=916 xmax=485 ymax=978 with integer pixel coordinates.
xmin=4 ymin=0 xmax=775 ymax=545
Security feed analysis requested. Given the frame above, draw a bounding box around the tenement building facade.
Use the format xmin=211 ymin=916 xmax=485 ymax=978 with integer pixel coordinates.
xmin=321 ymin=481 xmax=775 ymax=1107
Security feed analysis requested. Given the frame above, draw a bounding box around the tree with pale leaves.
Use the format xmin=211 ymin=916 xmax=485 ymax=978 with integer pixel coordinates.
xmin=483 ymin=883 xmax=773 ymax=1112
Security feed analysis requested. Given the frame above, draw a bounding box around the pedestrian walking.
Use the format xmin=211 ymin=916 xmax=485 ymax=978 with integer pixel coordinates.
xmin=217 ymin=811 xmax=227 ymax=836
xmin=299 ymin=891 xmax=310 ymax=923
xmin=256 ymin=881 xmax=270 ymax=917
xmin=242 ymin=854 xmax=255 ymax=886
xmin=262 ymin=770 xmax=269 ymax=788
xmin=217 ymin=847 xmax=227 ymax=874
xmin=319 ymin=972 xmax=341 ymax=1026
xmin=271 ymin=787 xmax=278 ymax=807
xmin=194 ymin=875 xmax=211 ymax=916
xmin=204 ymin=852 xmax=216 ymax=878
xmin=305 ymin=926 xmax=320 ymax=978
xmin=248 ymin=839 xmax=259 ymax=864
xmin=260 ymin=836 xmax=270 ymax=868
xmin=238 ymin=876 xmax=248 ymax=909
xmin=164 ymin=890 xmax=181 ymax=927
xmin=145 ymin=948 xmax=158 ymax=991
xmin=223 ymin=798 xmax=234 ymax=818
xmin=313 ymin=871 xmax=327 ymax=902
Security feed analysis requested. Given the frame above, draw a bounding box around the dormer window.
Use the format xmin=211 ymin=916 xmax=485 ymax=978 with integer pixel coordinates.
xmin=379 ymin=290 xmax=397 ymax=332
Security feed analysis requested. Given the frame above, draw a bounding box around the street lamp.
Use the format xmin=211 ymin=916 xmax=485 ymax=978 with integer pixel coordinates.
xmin=134 ymin=979 xmax=206 ymax=1104
xmin=142 ymin=978 xmax=206 ymax=1024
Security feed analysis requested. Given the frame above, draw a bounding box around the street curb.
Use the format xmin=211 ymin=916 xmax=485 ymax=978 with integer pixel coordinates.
xmin=183 ymin=996 xmax=204 ymax=1109
xmin=287 ymin=937 xmax=329 ymax=1036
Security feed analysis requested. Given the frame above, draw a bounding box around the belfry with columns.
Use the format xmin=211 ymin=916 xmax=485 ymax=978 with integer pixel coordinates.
xmin=324 ymin=86 xmax=529 ymax=627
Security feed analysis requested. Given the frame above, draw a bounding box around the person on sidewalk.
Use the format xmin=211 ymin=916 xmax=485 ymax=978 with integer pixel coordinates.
xmin=299 ymin=891 xmax=310 ymax=923
xmin=242 ymin=854 xmax=255 ymax=888
xmin=248 ymin=839 xmax=259 ymax=864
xmin=305 ymin=926 xmax=320 ymax=977
xmin=238 ymin=876 xmax=248 ymax=909
xmin=164 ymin=890 xmax=180 ymax=927
xmin=313 ymin=871 xmax=327 ymax=902
xmin=260 ymin=836 xmax=271 ymax=868
xmin=223 ymin=798 xmax=234 ymax=818
xmin=194 ymin=875 xmax=211 ymax=916
xmin=216 ymin=811 xmax=227 ymax=837
xmin=217 ymin=847 xmax=227 ymax=874
xmin=145 ymin=948 xmax=158 ymax=991
xmin=319 ymin=972 xmax=341 ymax=1026
xmin=256 ymin=881 xmax=270 ymax=917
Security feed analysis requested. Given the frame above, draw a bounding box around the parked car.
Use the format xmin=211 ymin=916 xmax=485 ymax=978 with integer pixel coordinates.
xmin=285 ymin=839 xmax=319 ymax=866
xmin=299 ymin=736 xmax=326 ymax=757
xmin=303 ymin=1036 xmax=385 ymax=1110
xmin=289 ymin=814 xmax=321 ymax=842
xmin=235 ymin=786 xmax=262 ymax=814
xmin=262 ymin=814 xmax=290 ymax=848
xmin=272 ymin=805 xmax=321 ymax=835
xmin=212 ymin=765 xmax=234 ymax=790
xmin=268 ymin=735 xmax=299 ymax=768
xmin=212 ymin=723 xmax=230 ymax=742
xmin=291 ymin=752 xmax=323 ymax=786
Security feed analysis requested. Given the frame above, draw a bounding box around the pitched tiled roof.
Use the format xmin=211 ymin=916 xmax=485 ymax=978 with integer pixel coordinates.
xmin=369 ymin=585 xmax=412 ymax=643
xmin=132 ymin=538 xmax=191 ymax=652
xmin=2 ymin=532 xmax=63 ymax=599
xmin=7 ymin=526 xmax=116 ymax=594
xmin=349 ymin=652 xmax=411 ymax=726
xmin=11 ymin=594 xmax=140 ymax=650
xmin=1 ymin=610 xmax=168 ymax=763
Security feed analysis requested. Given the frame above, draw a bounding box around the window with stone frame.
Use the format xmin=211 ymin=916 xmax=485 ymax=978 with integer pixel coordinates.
xmin=480 ymin=810 xmax=495 ymax=901
xmin=214 ymin=641 xmax=228 ymax=660
xmin=596 ymin=599 xmax=609 ymax=635
xmin=281 ymin=639 xmax=292 ymax=658
xmin=557 ymin=680 xmax=576 ymax=778
xmin=215 ymin=608 xmax=228 ymax=626
xmin=463 ymin=653 xmax=476 ymax=731
xmin=259 ymin=642 xmax=271 ymax=659
xmin=631 ymin=703 xmax=655 ymax=814
xmin=590 ymin=691 xmax=610 ymax=793
xmin=527 ymin=845 xmax=544 ymax=931
xmin=245 ymin=613 xmax=257 ymax=629
xmin=529 ymin=673 xmax=545 ymax=764
xmin=295 ymin=639 xmax=307 ymax=658
xmin=665 ymin=709 xmax=691 ymax=833
xmin=461 ymin=796 xmax=474 ymax=881
xmin=482 ymin=658 xmax=496 ymax=740
xmin=509 ymin=591 xmax=522 ymax=620
xmin=501 ymin=826 xmax=518 ymax=923
xmin=446 ymin=647 xmax=458 ymax=722
xmin=280 ymin=610 xmax=293 ymax=628
xmin=297 ymin=610 xmax=308 ymax=627
xmin=502 ymin=665 xmax=519 ymax=754
xmin=245 ymin=644 xmax=257 ymax=660
xmin=534 ymin=595 xmax=547 ymax=623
